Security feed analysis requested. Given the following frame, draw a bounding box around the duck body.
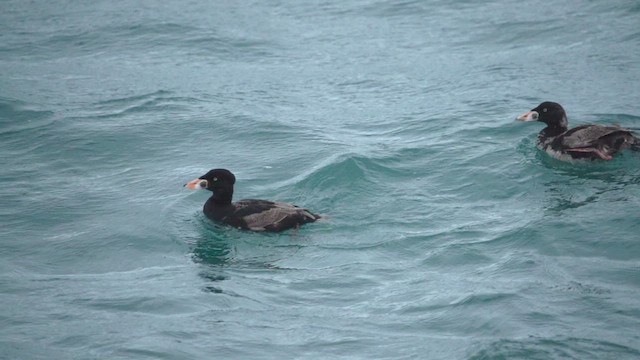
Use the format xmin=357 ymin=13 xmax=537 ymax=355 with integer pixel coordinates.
xmin=203 ymin=198 xmax=320 ymax=232
xmin=186 ymin=169 xmax=320 ymax=232
xmin=540 ymin=124 xmax=637 ymax=161
xmin=518 ymin=102 xmax=639 ymax=161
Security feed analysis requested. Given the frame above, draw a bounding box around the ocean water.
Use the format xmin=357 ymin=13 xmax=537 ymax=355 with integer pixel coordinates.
xmin=1 ymin=0 xmax=640 ymax=359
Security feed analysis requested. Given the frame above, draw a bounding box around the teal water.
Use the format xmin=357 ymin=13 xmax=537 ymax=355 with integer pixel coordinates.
xmin=2 ymin=0 xmax=640 ymax=359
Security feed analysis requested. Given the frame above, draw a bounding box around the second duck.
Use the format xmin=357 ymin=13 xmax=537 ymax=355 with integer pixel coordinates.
xmin=517 ymin=101 xmax=639 ymax=161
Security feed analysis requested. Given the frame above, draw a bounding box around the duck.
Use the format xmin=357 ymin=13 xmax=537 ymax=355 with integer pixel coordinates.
xmin=517 ymin=101 xmax=639 ymax=161
xmin=185 ymin=168 xmax=320 ymax=232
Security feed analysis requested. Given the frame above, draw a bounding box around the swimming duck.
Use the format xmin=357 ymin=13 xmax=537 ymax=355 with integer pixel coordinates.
xmin=517 ymin=101 xmax=639 ymax=161
xmin=185 ymin=169 xmax=320 ymax=232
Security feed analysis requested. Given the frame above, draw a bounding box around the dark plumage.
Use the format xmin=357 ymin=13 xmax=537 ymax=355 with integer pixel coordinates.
xmin=517 ymin=101 xmax=639 ymax=161
xmin=185 ymin=169 xmax=320 ymax=232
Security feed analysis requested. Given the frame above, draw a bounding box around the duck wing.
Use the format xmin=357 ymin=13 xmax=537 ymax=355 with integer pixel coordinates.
xmin=557 ymin=125 xmax=631 ymax=148
xmin=233 ymin=199 xmax=319 ymax=232
xmin=550 ymin=125 xmax=637 ymax=160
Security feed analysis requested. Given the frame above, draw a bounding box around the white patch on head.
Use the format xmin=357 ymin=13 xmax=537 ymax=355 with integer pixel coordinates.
xmin=188 ymin=179 xmax=207 ymax=189
xmin=518 ymin=111 xmax=539 ymax=122
xmin=186 ymin=178 xmax=209 ymax=190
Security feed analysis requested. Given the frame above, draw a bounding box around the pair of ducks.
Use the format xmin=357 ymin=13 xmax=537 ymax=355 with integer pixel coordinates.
xmin=186 ymin=101 xmax=639 ymax=233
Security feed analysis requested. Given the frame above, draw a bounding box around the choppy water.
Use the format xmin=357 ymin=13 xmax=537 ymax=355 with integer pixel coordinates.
xmin=2 ymin=1 xmax=640 ymax=359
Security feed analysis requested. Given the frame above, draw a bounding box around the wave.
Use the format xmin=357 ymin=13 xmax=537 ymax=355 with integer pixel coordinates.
xmin=0 ymin=97 xmax=55 ymax=136
xmin=1 ymin=18 xmax=276 ymax=61
xmin=78 ymin=90 xmax=201 ymax=119
xmin=470 ymin=336 xmax=640 ymax=360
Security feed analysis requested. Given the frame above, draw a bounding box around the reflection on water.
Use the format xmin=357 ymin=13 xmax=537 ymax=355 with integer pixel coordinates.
xmin=179 ymin=212 xmax=308 ymax=294
xmin=191 ymin=220 xmax=235 ymax=266
xmin=190 ymin=217 xmax=238 ymax=291
xmin=540 ymin=152 xmax=640 ymax=214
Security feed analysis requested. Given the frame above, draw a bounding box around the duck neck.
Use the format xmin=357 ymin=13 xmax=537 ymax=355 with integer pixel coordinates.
xmin=210 ymin=191 xmax=233 ymax=206
xmin=541 ymin=123 xmax=567 ymax=138
xmin=203 ymin=192 xmax=233 ymax=221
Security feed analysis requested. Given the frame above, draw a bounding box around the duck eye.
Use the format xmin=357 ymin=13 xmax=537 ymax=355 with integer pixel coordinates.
xmin=543 ymin=108 xmax=548 ymax=113
xmin=212 ymin=177 xmax=218 ymax=182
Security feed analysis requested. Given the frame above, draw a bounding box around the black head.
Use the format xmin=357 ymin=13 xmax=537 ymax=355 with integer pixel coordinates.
xmin=185 ymin=168 xmax=236 ymax=203
xmin=198 ymin=168 xmax=236 ymax=190
xmin=517 ymin=101 xmax=568 ymax=130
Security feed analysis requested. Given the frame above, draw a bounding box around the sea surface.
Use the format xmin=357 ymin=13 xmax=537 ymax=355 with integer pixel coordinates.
xmin=1 ymin=1 xmax=640 ymax=359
